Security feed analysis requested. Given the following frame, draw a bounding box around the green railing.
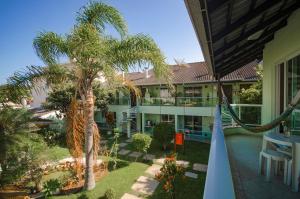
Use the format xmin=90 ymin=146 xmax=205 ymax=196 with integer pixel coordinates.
xmin=140 ymin=97 xmax=175 ymax=106
xmin=140 ymin=97 xmax=217 ymax=107
xmin=109 ymin=97 xmax=130 ymax=105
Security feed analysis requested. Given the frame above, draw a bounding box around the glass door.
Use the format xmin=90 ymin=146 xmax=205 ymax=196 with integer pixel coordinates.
xmin=286 ymin=55 xmax=300 ymax=134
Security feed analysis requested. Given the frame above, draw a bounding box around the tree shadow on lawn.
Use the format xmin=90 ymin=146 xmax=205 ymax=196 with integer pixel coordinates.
xmin=107 ymin=159 xmax=130 ymax=171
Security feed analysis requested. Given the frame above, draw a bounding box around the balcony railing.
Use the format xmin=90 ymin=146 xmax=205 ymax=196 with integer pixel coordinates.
xmin=204 ymin=105 xmax=235 ymax=199
xmin=140 ymin=97 xmax=217 ymax=107
xmin=177 ymin=128 xmax=212 ymax=141
xmin=109 ymin=97 xmax=130 ymax=105
xmin=222 ymin=103 xmax=262 ymax=126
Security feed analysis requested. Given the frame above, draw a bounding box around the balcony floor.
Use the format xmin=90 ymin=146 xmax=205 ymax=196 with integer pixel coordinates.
xmin=226 ymin=134 xmax=300 ymax=199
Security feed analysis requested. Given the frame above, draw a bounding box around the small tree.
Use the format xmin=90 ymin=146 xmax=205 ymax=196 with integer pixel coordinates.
xmin=155 ymin=154 xmax=185 ymax=199
xmin=132 ymin=133 xmax=152 ymax=154
xmin=240 ymin=64 xmax=263 ymax=104
xmin=153 ymin=123 xmax=174 ymax=150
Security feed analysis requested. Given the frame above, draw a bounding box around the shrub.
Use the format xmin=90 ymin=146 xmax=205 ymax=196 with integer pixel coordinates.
xmin=104 ymin=188 xmax=116 ymax=199
xmin=153 ymin=123 xmax=174 ymax=150
xmin=132 ymin=133 xmax=152 ymax=154
xmin=0 ymin=133 xmax=48 ymax=188
xmin=43 ymin=179 xmax=61 ymax=197
xmin=155 ymin=154 xmax=185 ymax=199
xmin=77 ymin=193 xmax=89 ymax=199
xmin=38 ymin=118 xmax=66 ymax=147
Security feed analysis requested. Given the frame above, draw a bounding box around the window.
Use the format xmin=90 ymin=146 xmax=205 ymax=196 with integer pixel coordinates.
xmin=161 ymin=114 xmax=174 ymax=123
xmin=160 ymin=88 xmax=172 ymax=98
xmin=184 ymin=87 xmax=202 ymax=97
xmin=184 ymin=116 xmax=202 ymax=132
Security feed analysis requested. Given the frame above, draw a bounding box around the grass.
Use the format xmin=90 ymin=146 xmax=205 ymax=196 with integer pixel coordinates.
xmin=42 ymin=146 xmax=70 ymax=161
xmin=42 ymin=133 xmax=210 ymax=199
xmin=148 ymin=172 xmax=206 ymax=199
xmin=52 ymin=162 xmax=148 ymax=199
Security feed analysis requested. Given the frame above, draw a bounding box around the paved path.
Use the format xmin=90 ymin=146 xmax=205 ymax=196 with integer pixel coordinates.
xmin=121 ymin=163 xmax=161 ymax=199
xmin=226 ymin=134 xmax=300 ymax=199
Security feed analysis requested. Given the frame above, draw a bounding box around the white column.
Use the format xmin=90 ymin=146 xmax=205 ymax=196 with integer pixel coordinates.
xmin=175 ymin=114 xmax=178 ymax=132
xmin=127 ymin=120 xmax=131 ymax=138
xmin=142 ymin=113 xmax=145 ymax=133
xmin=126 ymin=111 xmax=131 ymax=138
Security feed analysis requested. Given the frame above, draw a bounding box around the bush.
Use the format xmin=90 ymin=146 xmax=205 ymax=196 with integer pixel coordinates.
xmin=38 ymin=118 xmax=66 ymax=147
xmin=155 ymin=154 xmax=185 ymax=198
xmin=0 ymin=133 xmax=48 ymax=188
xmin=77 ymin=193 xmax=89 ymax=199
xmin=132 ymin=133 xmax=152 ymax=154
xmin=104 ymin=188 xmax=116 ymax=199
xmin=43 ymin=179 xmax=61 ymax=197
xmin=153 ymin=123 xmax=174 ymax=150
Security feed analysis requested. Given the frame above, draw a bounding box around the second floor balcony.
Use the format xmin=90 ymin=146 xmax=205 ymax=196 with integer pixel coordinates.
xmin=140 ymin=97 xmax=217 ymax=107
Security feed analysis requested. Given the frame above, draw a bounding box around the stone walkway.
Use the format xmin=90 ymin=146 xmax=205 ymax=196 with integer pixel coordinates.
xmin=193 ymin=163 xmax=208 ymax=172
xmin=131 ymin=176 xmax=159 ymax=195
xmin=119 ymin=149 xmax=131 ymax=155
xmin=119 ymin=142 xmax=128 ymax=148
xmin=129 ymin=152 xmax=143 ymax=158
xmin=120 ymin=163 xmax=161 ymax=199
xmin=121 ymin=193 xmax=142 ymax=199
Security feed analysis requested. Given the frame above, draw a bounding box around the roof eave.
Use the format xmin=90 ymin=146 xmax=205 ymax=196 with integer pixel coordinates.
xmin=184 ymin=0 xmax=214 ymax=76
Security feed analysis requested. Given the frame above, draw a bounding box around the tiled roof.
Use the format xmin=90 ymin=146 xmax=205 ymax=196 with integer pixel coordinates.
xmin=125 ymin=60 xmax=259 ymax=86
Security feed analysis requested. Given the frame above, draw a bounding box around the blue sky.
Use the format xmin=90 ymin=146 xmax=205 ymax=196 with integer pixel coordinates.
xmin=0 ymin=0 xmax=203 ymax=84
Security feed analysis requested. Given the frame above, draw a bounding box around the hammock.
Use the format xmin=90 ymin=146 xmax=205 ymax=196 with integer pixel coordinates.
xmin=221 ymin=87 xmax=300 ymax=133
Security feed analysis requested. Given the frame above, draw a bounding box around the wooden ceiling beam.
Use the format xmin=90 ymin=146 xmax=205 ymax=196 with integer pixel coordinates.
xmin=218 ymin=54 xmax=262 ymax=77
xmin=213 ymin=10 xmax=291 ymax=56
xmin=212 ymin=0 xmax=284 ymax=41
xmin=214 ymin=33 xmax=274 ymax=64
xmin=216 ymin=45 xmax=263 ymax=68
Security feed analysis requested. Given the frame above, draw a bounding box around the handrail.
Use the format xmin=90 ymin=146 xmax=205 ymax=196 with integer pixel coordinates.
xmin=230 ymin=103 xmax=262 ymax=107
xmin=204 ymin=105 xmax=235 ymax=199
xmin=140 ymin=96 xmax=218 ymax=107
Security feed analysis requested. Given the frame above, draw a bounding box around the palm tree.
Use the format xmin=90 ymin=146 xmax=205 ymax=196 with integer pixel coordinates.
xmin=8 ymin=1 xmax=171 ymax=190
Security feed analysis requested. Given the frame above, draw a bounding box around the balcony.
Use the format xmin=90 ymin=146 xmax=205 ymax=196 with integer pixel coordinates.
xmin=140 ymin=97 xmax=217 ymax=107
xmin=109 ymin=97 xmax=130 ymax=105
xmin=222 ymin=103 xmax=262 ymax=126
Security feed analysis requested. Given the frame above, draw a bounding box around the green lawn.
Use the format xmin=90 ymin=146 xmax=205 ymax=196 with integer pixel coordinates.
xmin=52 ymin=162 xmax=148 ymax=199
xmin=43 ymin=133 xmax=210 ymax=199
xmin=148 ymin=172 xmax=206 ymax=199
xmin=42 ymin=146 xmax=70 ymax=161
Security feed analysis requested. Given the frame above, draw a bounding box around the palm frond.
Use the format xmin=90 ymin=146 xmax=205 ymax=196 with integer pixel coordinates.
xmin=106 ymin=34 xmax=173 ymax=88
xmin=8 ymin=65 xmax=46 ymax=93
xmin=7 ymin=65 xmax=69 ymax=94
xmin=76 ymin=1 xmax=127 ymax=37
xmin=114 ymin=75 xmax=141 ymax=97
xmin=33 ymin=32 xmax=67 ymax=65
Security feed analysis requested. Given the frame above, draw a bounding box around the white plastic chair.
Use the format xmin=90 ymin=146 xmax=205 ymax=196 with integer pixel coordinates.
xmin=259 ymin=149 xmax=292 ymax=184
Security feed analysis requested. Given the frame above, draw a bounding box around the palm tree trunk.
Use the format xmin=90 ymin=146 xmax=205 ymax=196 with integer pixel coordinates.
xmin=84 ymin=86 xmax=96 ymax=190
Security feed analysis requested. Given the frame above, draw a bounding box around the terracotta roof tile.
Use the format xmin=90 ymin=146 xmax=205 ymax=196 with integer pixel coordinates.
xmin=125 ymin=60 xmax=258 ymax=85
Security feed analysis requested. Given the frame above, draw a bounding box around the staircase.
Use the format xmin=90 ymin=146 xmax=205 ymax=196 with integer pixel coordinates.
xmin=122 ymin=106 xmax=139 ymax=133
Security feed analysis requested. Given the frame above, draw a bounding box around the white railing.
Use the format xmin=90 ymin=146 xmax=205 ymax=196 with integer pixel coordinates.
xmin=204 ymin=105 xmax=235 ymax=199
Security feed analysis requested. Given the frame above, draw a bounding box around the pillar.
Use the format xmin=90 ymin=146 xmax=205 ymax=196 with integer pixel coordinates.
xmin=142 ymin=112 xmax=145 ymax=133
xmin=175 ymin=114 xmax=178 ymax=132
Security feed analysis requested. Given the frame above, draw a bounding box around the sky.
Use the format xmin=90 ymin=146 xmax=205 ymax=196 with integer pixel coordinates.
xmin=0 ymin=0 xmax=203 ymax=84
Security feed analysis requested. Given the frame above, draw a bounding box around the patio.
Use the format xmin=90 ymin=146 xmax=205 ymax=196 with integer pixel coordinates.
xmin=226 ymin=134 xmax=300 ymax=199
